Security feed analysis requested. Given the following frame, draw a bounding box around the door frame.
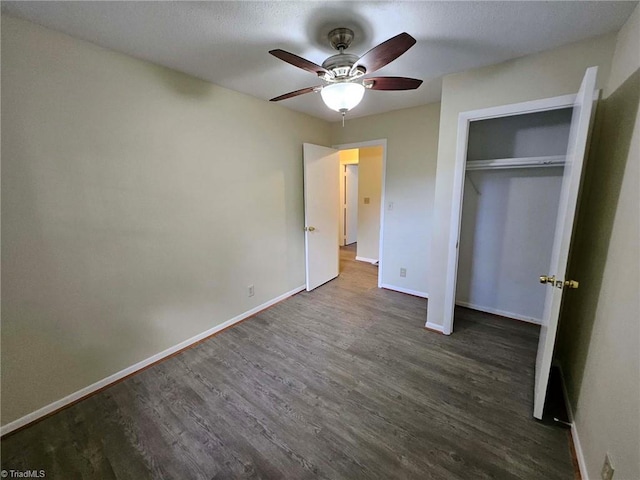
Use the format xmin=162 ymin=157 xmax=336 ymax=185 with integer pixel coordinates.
xmin=442 ymin=94 xmax=577 ymax=335
xmin=333 ymin=139 xmax=388 ymax=289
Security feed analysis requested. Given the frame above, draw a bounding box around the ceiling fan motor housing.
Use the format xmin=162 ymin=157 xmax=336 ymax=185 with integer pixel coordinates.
xmin=322 ymin=28 xmax=365 ymax=80
xmin=322 ymin=53 xmax=360 ymax=78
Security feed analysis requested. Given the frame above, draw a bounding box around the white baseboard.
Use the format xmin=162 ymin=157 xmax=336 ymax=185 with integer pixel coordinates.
xmin=455 ymin=301 xmax=542 ymax=325
xmin=0 ymin=285 xmax=306 ymax=437
xmin=425 ymin=321 xmax=446 ymax=334
xmin=355 ymin=256 xmax=378 ymax=264
xmin=380 ymin=283 xmax=428 ymax=299
xmin=556 ymin=363 xmax=589 ymax=480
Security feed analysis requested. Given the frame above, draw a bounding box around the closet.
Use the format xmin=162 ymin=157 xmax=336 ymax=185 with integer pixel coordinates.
xmin=456 ymin=108 xmax=573 ymax=324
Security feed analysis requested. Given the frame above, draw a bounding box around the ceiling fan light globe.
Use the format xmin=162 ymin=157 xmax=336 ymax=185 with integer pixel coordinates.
xmin=320 ymin=83 xmax=365 ymax=112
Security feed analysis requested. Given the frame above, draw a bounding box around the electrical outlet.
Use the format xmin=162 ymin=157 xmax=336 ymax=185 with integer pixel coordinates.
xmin=364 ymin=197 xmax=370 ymax=204
xmin=601 ymin=453 xmax=614 ymax=480
xmin=248 ymin=285 xmax=255 ymax=297
xmin=400 ymin=268 xmax=407 ymax=278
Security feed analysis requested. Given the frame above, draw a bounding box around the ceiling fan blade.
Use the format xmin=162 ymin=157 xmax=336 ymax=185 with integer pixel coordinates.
xmin=269 ymin=49 xmax=329 ymax=76
xmin=270 ymin=85 xmax=322 ymax=102
xmin=353 ymin=33 xmax=416 ymax=75
xmin=364 ymin=77 xmax=423 ymax=91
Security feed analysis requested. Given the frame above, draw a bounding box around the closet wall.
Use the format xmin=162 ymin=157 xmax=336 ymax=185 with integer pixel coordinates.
xmin=467 ymin=109 xmax=573 ymax=160
xmin=456 ymin=109 xmax=572 ymax=323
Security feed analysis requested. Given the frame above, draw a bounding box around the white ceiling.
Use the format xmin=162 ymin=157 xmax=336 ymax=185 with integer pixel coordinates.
xmin=2 ymin=1 xmax=637 ymax=122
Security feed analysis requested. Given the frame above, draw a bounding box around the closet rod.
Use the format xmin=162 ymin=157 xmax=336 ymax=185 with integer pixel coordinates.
xmin=466 ymin=155 xmax=565 ymax=171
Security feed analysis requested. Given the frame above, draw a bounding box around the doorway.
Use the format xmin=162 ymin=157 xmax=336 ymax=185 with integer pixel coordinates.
xmin=334 ymin=140 xmax=387 ymax=288
xmin=455 ymin=108 xmax=572 ymax=325
xmin=441 ymin=66 xmax=598 ymax=420
xmin=442 ymin=92 xmax=580 ymax=335
xmin=302 ymin=140 xmax=387 ymax=291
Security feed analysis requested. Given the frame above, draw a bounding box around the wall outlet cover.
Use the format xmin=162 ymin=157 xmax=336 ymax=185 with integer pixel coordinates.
xmin=400 ymin=268 xmax=407 ymax=278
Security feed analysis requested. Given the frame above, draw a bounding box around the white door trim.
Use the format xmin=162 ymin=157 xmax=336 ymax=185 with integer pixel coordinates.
xmin=442 ymin=94 xmax=576 ymax=335
xmin=333 ymin=139 xmax=388 ymax=289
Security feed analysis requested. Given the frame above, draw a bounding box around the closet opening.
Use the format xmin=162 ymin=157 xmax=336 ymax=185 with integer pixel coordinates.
xmin=455 ymin=108 xmax=573 ymax=326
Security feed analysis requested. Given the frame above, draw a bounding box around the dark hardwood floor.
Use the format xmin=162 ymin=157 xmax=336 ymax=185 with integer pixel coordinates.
xmin=1 ymin=244 xmax=575 ymax=479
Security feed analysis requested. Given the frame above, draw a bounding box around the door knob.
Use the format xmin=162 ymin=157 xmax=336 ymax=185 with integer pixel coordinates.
xmin=564 ymin=280 xmax=579 ymax=289
xmin=539 ymin=275 xmax=555 ymax=284
xmin=305 ymin=226 xmax=316 ymax=232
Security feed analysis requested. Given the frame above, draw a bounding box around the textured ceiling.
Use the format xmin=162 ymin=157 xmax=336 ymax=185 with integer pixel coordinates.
xmin=2 ymin=1 xmax=637 ymax=122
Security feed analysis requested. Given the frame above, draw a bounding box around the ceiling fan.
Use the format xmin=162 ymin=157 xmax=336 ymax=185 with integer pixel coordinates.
xmin=269 ymin=28 xmax=423 ymax=121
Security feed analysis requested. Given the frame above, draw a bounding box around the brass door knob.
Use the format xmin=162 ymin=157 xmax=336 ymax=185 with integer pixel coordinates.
xmin=564 ymin=280 xmax=579 ymax=289
xmin=305 ymin=226 xmax=316 ymax=232
xmin=539 ymin=275 xmax=555 ymax=284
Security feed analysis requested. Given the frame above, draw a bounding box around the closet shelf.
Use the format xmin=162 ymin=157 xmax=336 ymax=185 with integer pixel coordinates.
xmin=466 ymin=155 xmax=565 ymax=171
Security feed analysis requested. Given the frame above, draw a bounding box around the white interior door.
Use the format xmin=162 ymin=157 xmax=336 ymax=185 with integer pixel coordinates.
xmin=303 ymin=143 xmax=340 ymax=291
xmin=534 ymin=67 xmax=598 ymax=419
xmin=345 ymin=165 xmax=359 ymax=245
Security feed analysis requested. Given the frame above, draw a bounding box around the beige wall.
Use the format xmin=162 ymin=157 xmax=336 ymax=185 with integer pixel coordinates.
xmin=356 ymin=146 xmax=383 ymax=261
xmin=557 ymin=6 xmax=640 ymax=479
xmin=427 ymin=33 xmax=617 ymax=329
xmin=606 ymin=4 xmax=640 ymax=98
xmin=1 ymin=16 xmax=330 ymax=425
xmin=331 ymin=103 xmax=441 ymax=295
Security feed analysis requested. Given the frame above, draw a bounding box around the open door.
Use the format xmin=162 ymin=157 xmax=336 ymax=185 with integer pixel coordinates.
xmin=303 ymin=143 xmax=340 ymax=291
xmin=534 ymin=67 xmax=598 ymax=419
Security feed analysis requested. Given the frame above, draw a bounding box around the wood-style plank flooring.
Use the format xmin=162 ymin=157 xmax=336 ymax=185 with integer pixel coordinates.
xmin=1 ymin=245 xmax=575 ymax=479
